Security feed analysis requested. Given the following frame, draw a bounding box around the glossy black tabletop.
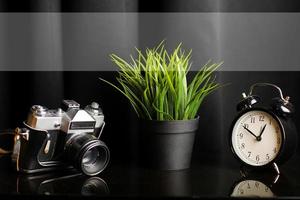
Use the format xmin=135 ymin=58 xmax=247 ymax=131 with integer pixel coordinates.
xmin=0 ymin=154 xmax=300 ymax=199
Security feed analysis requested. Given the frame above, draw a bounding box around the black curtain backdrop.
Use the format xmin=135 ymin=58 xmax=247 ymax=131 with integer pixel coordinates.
xmin=0 ymin=0 xmax=300 ymax=167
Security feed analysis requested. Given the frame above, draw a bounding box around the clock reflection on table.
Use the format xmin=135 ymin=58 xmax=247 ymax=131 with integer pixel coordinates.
xmin=229 ymin=166 xmax=296 ymax=198
xmin=231 ymin=179 xmax=276 ymax=198
xmin=16 ymin=171 xmax=109 ymax=196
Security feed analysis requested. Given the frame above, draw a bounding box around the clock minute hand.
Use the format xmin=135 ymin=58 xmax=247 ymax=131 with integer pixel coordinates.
xmin=242 ymin=125 xmax=258 ymax=139
xmin=258 ymin=124 xmax=267 ymax=138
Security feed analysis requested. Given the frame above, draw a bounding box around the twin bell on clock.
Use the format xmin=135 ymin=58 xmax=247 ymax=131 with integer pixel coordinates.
xmin=230 ymin=83 xmax=298 ymax=173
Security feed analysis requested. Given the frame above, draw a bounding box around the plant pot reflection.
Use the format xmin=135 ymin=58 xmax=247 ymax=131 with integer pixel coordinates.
xmin=138 ymin=170 xmax=192 ymax=197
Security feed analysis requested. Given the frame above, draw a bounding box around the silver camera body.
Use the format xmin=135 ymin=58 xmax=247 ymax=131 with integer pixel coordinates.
xmin=27 ymin=100 xmax=105 ymax=136
xmin=12 ymin=100 xmax=109 ymax=176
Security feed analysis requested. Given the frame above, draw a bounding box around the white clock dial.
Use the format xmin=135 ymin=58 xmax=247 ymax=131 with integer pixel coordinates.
xmin=231 ymin=180 xmax=275 ymax=198
xmin=232 ymin=110 xmax=282 ymax=166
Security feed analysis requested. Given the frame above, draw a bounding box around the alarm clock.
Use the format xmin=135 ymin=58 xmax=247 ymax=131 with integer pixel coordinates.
xmin=230 ymin=83 xmax=298 ymax=173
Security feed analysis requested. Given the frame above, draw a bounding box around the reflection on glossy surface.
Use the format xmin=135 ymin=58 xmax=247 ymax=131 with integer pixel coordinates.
xmin=81 ymin=177 xmax=109 ymax=195
xmin=231 ymin=180 xmax=275 ymax=198
xmin=16 ymin=172 xmax=109 ymax=196
xmin=1 ymin=153 xmax=300 ymax=197
xmin=230 ymin=167 xmax=282 ymax=198
xmin=137 ymin=169 xmax=192 ymax=196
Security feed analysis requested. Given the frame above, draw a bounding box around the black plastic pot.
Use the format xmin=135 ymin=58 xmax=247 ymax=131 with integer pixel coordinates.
xmin=139 ymin=117 xmax=199 ymax=170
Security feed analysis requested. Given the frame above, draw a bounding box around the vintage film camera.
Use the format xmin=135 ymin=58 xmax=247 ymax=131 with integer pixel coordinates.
xmin=12 ymin=100 xmax=110 ymax=176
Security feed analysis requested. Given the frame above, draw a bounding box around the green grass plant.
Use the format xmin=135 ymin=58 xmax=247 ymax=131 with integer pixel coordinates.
xmin=100 ymin=42 xmax=222 ymax=120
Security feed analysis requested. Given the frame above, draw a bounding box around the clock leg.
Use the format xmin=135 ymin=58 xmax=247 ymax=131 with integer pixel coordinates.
xmin=272 ymin=162 xmax=280 ymax=175
xmin=239 ymin=165 xmax=252 ymax=177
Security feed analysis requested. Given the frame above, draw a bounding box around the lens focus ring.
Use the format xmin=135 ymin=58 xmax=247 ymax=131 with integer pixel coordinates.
xmin=65 ymin=134 xmax=110 ymax=176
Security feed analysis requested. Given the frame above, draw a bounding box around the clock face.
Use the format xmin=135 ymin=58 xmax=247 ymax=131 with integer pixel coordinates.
xmin=231 ymin=180 xmax=275 ymax=198
xmin=231 ymin=110 xmax=283 ymax=166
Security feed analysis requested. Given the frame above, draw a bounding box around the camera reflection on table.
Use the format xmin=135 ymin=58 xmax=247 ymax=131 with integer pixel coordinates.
xmin=16 ymin=171 xmax=109 ymax=196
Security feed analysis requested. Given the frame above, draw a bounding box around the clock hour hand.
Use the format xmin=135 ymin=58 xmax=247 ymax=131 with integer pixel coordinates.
xmin=242 ymin=125 xmax=258 ymax=140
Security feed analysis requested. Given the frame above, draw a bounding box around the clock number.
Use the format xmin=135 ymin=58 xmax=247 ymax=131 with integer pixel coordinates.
xmin=265 ymin=187 xmax=269 ymax=192
xmin=247 ymin=182 xmax=251 ymax=189
xmin=256 ymin=155 xmax=260 ymax=163
xmin=239 ymin=132 xmax=243 ymax=139
xmin=241 ymin=143 xmax=245 ymax=149
xmin=273 ymin=148 xmax=277 ymax=153
xmin=239 ymin=189 xmax=244 ymax=195
xmin=250 ymin=117 xmax=255 ymax=123
xmin=276 ymin=127 xmax=280 ymax=133
xmin=248 ymin=151 xmax=251 ymax=157
xmin=255 ymin=182 xmax=259 ymax=188
xmin=269 ymin=118 xmax=272 ymax=125
xmin=266 ymin=154 xmax=270 ymax=160
xmin=244 ymin=124 xmax=249 ymax=129
xmin=259 ymin=116 xmax=265 ymax=121
xmin=277 ymin=137 xmax=281 ymax=145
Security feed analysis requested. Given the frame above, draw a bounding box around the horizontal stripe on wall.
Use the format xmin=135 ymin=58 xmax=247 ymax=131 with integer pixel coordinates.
xmin=0 ymin=0 xmax=300 ymax=12
xmin=0 ymin=13 xmax=299 ymax=71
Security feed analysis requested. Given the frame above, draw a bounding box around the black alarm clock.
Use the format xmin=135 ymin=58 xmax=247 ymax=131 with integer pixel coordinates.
xmin=230 ymin=83 xmax=298 ymax=173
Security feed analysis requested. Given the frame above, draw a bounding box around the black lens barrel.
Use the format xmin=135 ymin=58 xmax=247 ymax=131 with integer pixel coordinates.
xmin=65 ymin=133 xmax=110 ymax=176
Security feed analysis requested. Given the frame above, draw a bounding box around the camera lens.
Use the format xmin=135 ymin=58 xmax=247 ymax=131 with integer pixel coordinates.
xmin=81 ymin=144 xmax=109 ymax=175
xmin=66 ymin=134 xmax=110 ymax=176
xmin=82 ymin=148 xmax=98 ymax=166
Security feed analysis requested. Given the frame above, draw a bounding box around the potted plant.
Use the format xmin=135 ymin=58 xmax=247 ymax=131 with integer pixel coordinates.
xmin=100 ymin=42 xmax=222 ymax=170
